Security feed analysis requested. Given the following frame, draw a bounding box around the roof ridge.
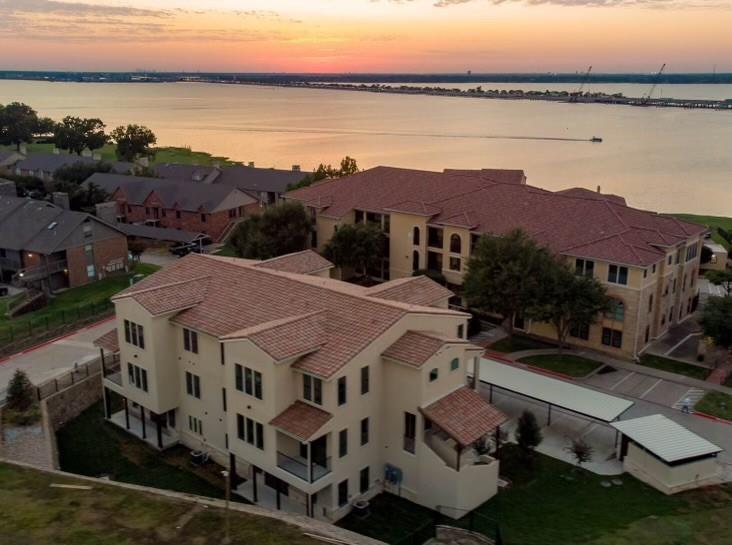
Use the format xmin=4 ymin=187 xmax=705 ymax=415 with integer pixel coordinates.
xmin=113 ymin=275 xmax=212 ymax=300
xmin=221 ymin=309 xmax=327 ymax=340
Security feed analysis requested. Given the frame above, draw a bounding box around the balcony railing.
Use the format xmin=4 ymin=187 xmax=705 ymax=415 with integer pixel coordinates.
xmin=276 ymin=451 xmax=331 ymax=483
xmin=15 ymin=260 xmax=68 ymax=283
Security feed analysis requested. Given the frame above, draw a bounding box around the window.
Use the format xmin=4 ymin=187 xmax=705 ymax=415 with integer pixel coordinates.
xmin=237 ymin=414 xmax=245 ymax=440
xmin=222 ymin=388 xmax=227 ymax=411
xmin=429 ymin=368 xmax=438 ymax=382
xmin=457 ymin=324 xmax=465 ymax=338
xmin=235 ymin=364 xmax=243 ymax=391
xmin=186 ymin=372 xmax=201 ymax=399
xmin=604 ymin=299 xmax=625 ymax=321
xmin=361 ymin=366 xmax=370 ymax=395
xmin=450 ymin=358 xmax=460 ymax=372
xmin=652 ymin=264 xmax=657 ymax=274
xmin=668 ymin=254 xmax=673 ymax=265
xmin=236 ymin=415 xmax=264 ymax=449
xmin=338 ymin=479 xmax=349 ymax=507
xmin=123 ymin=320 xmax=145 ymax=349
xmin=127 ymin=363 xmax=148 ymax=391
xmin=412 ymin=250 xmax=420 ymax=272
xmin=183 ymin=328 xmax=198 ymax=354
xmin=255 ymin=422 xmax=264 ymax=450
xmin=643 ymin=269 xmax=648 ymax=279
xmin=575 ymin=258 xmax=594 ymax=277
xmin=608 ymin=264 xmax=628 ymax=285
xmin=176 ymin=210 xmax=181 ymax=219
xmin=601 ymin=328 xmax=623 ymax=348
xmin=228 ymin=209 xmax=237 ymax=219
xmin=354 ymin=210 xmax=364 ymax=223
xmin=360 ymin=466 xmax=370 ymax=494
xmin=220 ymin=344 xmax=225 ymax=366
xmin=246 ymin=418 xmax=254 ymax=445
xmin=188 ymin=416 xmax=203 ymax=435
xmin=338 ymin=376 xmax=347 ymax=406
xmin=86 ymin=264 xmax=96 ymax=279
xmin=235 ymin=365 xmax=263 ymax=400
xmin=427 ymin=251 xmax=442 ymax=273
xmin=569 ymin=322 xmax=590 ymax=340
xmin=303 ymin=375 xmax=322 ymax=405
xmin=686 ymin=243 xmax=698 ymax=262
xmin=645 ymin=326 xmax=650 ymax=344
xmin=200 ymin=213 xmax=207 ymax=223
xmin=412 ymin=226 xmax=421 ymax=245
xmin=360 ymin=417 xmax=369 ymax=446
xmin=339 ymin=429 xmax=348 ymax=458
xmin=427 ymin=227 xmax=443 ymax=248
xmin=648 ymin=294 xmax=654 ymax=313
xmin=449 ymin=257 xmax=461 ymax=271
xmin=450 ymin=234 xmax=462 ymax=254
xmin=404 ymin=412 xmax=416 ymax=454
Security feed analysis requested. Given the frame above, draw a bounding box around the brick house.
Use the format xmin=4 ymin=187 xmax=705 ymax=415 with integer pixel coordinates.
xmin=0 ymin=195 xmax=128 ymax=291
xmin=86 ymin=173 xmax=258 ymax=242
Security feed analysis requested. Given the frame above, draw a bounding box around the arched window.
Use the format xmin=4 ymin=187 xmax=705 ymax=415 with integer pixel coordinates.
xmin=413 ymin=226 xmax=420 ymax=245
xmin=412 ymin=250 xmax=420 ymax=272
xmin=450 ymin=358 xmax=460 ymax=372
xmin=604 ymin=298 xmax=625 ymax=321
xmin=450 ymin=234 xmax=462 ymax=254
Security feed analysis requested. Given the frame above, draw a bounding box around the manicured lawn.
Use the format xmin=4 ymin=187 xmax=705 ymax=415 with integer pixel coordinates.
xmin=57 ymin=401 xmax=226 ymax=499
xmin=638 ymin=354 xmax=710 ymax=380
xmin=0 ymin=462 xmax=321 ymax=545
xmin=0 ymin=263 xmax=159 ymax=343
xmin=695 ymin=391 xmax=732 ymax=420
xmin=214 ymin=242 xmax=238 ymax=257
xmin=339 ymin=445 xmax=732 ymax=545
xmin=489 ymin=334 xmax=556 ymax=354
xmin=671 ymin=213 xmax=732 ymax=250
xmin=519 ymin=354 xmax=603 ymax=377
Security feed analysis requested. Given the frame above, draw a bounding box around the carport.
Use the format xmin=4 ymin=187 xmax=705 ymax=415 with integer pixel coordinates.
xmin=478 ymin=357 xmax=634 ymax=425
xmin=611 ymin=414 xmax=723 ymax=494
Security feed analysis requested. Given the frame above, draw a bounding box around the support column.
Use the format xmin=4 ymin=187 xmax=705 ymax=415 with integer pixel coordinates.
xmin=472 ymin=356 xmax=480 ymax=390
xmin=156 ymin=417 xmax=163 ymax=449
xmin=252 ymin=467 xmax=258 ymax=502
xmin=456 ymin=445 xmax=462 ymax=472
xmin=276 ymin=486 xmax=281 ymax=510
xmin=494 ymin=425 xmax=501 ymax=460
xmin=100 ymin=348 xmax=106 ymax=377
xmin=123 ymin=397 xmax=130 ymax=429
xmin=141 ymin=406 xmax=147 ymax=439
xmin=307 ymin=442 xmax=313 ymax=483
xmin=229 ymin=454 xmax=237 ymax=491
xmin=489 ymin=383 xmax=494 ymax=403
xmin=103 ymin=387 xmax=112 ymax=419
xmin=547 ymin=404 xmax=552 ymax=426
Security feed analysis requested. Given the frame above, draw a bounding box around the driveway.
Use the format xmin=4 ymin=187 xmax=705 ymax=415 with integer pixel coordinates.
xmin=0 ymin=318 xmax=115 ymax=399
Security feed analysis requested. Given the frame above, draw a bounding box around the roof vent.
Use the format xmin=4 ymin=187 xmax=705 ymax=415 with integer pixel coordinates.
xmin=47 ymin=221 xmax=58 ymax=230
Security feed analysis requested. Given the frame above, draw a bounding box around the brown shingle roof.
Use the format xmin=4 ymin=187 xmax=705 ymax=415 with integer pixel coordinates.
xmin=286 ymin=166 xmax=706 ymax=267
xmin=115 ymin=277 xmax=210 ymax=316
xmin=365 ymin=276 xmax=453 ymax=307
xmin=421 ymin=386 xmax=507 ymax=447
xmin=93 ymin=329 xmax=119 ymax=353
xmin=270 ymin=401 xmax=333 ymax=441
xmin=255 ymin=250 xmax=334 ymax=275
xmin=382 ymin=330 xmax=469 ymax=368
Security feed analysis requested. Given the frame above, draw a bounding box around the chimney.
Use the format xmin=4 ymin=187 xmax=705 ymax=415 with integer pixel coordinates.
xmin=596 ymin=185 xmax=601 ymax=193
xmin=248 ymin=161 xmax=255 ymax=168
xmin=53 ymin=147 xmax=60 ymax=155
xmin=52 ymin=192 xmax=70 ymax=210
xmin=95 ymin=201 xmax=118 ymax=224
xmin=92 ymin=152 xmax=102 ymax=161
xmin=292 ymin=165 xmax=301 ymax=172
xmin=0 ymin=180 xmax=17 ymax=197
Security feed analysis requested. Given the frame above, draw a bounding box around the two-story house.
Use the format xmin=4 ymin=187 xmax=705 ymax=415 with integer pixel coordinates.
xmin=98 ymin=250 xmax=506 ymax=521
xmin=285 ymin=167 xmax=707 ymax=360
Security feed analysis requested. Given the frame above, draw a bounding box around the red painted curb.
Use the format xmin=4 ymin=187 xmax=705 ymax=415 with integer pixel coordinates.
xmin=482 ymin=350 xmax=515 ymax=364
xmin=0 ymin=315 xmax=115 ymax=365
xmin=694 ymin=411 xmax=732 ymax=426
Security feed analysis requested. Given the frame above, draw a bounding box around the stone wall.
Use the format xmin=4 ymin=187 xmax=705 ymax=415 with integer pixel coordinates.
xmin=43 ymin=372 xmax=103 ymax=432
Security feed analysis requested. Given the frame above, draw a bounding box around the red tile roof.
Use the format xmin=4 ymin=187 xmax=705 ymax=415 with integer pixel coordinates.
xmin=382 ymin=330 xmax=473 ymax=368
xmin=113 ymin=252 xmax=464 ymax=378
xmin=93 ymin=329 xmax=119 ymax=353
xmin=421 ymin=386 xmax=507 ymax=447
xmin=270 ymin=401 xmax=333 ymax=441
xmin=365 ymin=276 xmax=453 ymax=307
xmin=286 ymin=166 xmax=706 ymax=267
xmin=255 ymin=250 xmax=333 ymax=275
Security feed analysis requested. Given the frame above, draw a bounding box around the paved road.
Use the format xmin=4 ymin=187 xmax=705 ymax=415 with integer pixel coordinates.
xmin=0 ymin=318 xmax=115 ymax=398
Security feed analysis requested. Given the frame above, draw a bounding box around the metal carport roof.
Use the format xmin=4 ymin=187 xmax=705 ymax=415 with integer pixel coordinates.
xmin=611 ymin=414 xmax=722 ymax=464
xmin=479 ymin=357 xmax=634 ymax=423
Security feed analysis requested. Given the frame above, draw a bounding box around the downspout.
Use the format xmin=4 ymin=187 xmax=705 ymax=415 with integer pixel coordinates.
xmin=632 ymin=282 xmax=643 ymax=361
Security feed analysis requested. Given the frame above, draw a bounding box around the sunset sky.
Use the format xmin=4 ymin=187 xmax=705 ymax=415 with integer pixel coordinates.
xmin=2 ymin=0 xmax=731 ymax=73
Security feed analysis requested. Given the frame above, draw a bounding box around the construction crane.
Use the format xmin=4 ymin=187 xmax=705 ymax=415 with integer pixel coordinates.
xmin=570 ymin=66 xmax=592 ymax=102
xmin=641 ymin=63 xmax=666 ymax=104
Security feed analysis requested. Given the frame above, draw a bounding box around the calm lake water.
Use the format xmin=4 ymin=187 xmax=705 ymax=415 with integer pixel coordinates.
xmin=1 ymin=80 xmax=730 ymax=216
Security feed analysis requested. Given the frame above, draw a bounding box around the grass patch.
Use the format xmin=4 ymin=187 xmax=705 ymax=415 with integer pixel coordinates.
xmin=518 ymin=354 xmax=603 ymax=377
xmin=638 ymin=354 xmax=710 ymax=380
xmin=57 ymin=401 xmax=225 ymax=499
xmin=0 ymin=462 xmax=321 ymax=545
xmin=695 ymin=391 xmax=732 ymax=420
xmin=0 ymin=263 xmax=159 ymax=344
xmin=489 ymin=334 xmax=556 ymax=354
xmin=671 ymin=213 xmax=732 ymax=250
xmin=339 ymin=445 xmax=732 ymax=545
xmin=214 ymin=242 xmax=238 ymax=257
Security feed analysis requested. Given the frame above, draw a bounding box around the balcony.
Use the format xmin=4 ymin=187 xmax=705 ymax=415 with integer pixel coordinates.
xmin=15 ymin=259 xmax=67 ymax=283
xmin=276 ymin=451 xmax=331 ymax=483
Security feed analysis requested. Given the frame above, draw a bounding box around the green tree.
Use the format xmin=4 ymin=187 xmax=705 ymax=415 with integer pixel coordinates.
xmin=54 ymin=162 xmax=112 ymax=211
xmin=34 ymin=116 xmax=57 ymax=139
xmin=464 ymin=229 xmax=553 ymax=337
xmin=323 ymin=223 xmax=385 ymax=281
xmin=700 ymin=296 xmax=732 ymax=348
xmin=111 ymin=124 xmax=157 ymax=162
xmin=229 ymin=202 xmax=311 ymax=260
xmin=5 ymin=369 xmax=35 ymax=413
xmin=0 ymin=102 xmax=39 ymax=150
xmin=707 ymin=270 xmax=732 ymax=294
xmin=565 ymin=437 xmax=594 ymax=468
xmin=527 ymin=263 xmax=609 ymax=352
xmin=515 ymin=410 xmax=543 ymax=457
xmin=55 ymin=116 xmax=107 ymax=155
xmin=287 ymin=156 xmax=359 ymax=191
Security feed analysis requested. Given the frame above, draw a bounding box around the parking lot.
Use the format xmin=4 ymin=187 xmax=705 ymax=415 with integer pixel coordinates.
xmin=581 ymin=367 xmax=698 ymax=409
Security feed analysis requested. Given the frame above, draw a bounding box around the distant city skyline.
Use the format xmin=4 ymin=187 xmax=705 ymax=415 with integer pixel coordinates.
xmin=1 ymin=0 xmax=731 ymax=73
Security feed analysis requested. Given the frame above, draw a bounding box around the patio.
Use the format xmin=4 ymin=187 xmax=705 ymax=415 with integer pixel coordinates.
xmin=108 ymin=409 xmax=178 ymax=450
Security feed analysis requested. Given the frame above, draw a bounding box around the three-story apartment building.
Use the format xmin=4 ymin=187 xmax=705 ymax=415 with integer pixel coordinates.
xmin=99 ymin=250 xmax=506 ymax=521
xmin=285 ymin=167 xmax=707 ymax=360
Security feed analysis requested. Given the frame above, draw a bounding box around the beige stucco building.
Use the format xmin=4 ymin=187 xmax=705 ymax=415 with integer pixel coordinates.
xmin=286 ymin=167 xmax=708 ymax=360
xmin=98 ymin=250 xmax=506 ymax=522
